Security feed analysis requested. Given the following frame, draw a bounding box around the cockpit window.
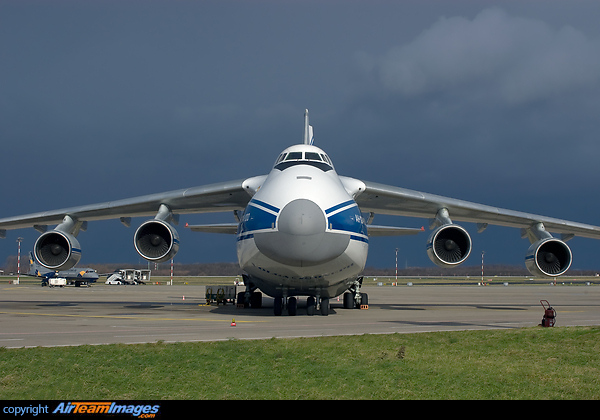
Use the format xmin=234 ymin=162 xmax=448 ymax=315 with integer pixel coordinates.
xmin=321 ymin=154 xmax=332 ymax=165
xmin=273 ymin=149 xmax=334 ymax=172
xmin=305 ymin=152 xmax=322 ymax=161
xmin=275 ymin=153 xmax=286 ymax=164
xmin=284 ymin=152 xmax=303 ymax=160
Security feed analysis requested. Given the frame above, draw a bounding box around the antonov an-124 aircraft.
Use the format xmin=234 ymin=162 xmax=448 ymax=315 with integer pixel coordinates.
xmin=2 ymin=110 xmax=600 ymax=315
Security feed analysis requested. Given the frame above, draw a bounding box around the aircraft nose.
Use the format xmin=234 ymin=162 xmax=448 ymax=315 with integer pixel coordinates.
xmin=278 ymin=199 xmax=325 ymax=236
xmin=254 ymin=199 xmax=350 ymax=267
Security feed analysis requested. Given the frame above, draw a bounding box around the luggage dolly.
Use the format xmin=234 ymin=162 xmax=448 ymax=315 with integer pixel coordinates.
xmin=539 ymin=300 xmax=556 ymax=327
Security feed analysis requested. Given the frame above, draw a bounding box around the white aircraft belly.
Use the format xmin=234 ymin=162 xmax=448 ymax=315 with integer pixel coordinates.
xmin=236 ymin=234 xmax=368 ymax=298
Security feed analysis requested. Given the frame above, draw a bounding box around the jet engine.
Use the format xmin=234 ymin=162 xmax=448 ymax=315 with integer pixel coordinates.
xmin=34 ymin=230 xmax=81 ymax=270
xmin=525 ymin=238 xmax=572 ymax=277
xmin=134 ymin=219 xmax=180 ymax=262
xmin=426 ymin=224 xmax=472 ymax=267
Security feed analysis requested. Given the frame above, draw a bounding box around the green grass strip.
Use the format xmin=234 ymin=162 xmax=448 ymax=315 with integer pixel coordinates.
xmin=1 ymin=326 xmax=599 ymax=399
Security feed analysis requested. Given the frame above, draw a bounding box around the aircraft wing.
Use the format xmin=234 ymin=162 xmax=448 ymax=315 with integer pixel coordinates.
xmin=355 ymin=180 xmax=600 ymax=240
xmin=185 ymin=223 xmax=239 ymax=234
xmin=0 ymin=179 xmax=252 ymax=234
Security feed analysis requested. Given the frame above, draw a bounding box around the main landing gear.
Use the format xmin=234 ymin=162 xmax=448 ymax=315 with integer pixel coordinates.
xmin=273 ymin=294 xmax=331 ymax=316
xmin=344 ymin=276 xmax=369 ymax=310
xmin=236 ymin=276 xmax=368 ymax=316
xmin=239 ymin=293 xmax=367 ymax=316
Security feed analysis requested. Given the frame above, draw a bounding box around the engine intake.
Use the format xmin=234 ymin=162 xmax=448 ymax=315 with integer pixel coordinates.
xmin=134 ymin=219 xmax=180 ymax=262
xmin=427 ymin=224 xmax=472 ymax=267
xmin=34 ymin=231 xmax=81 ymax=270
xmin=525 ymin=238 xmax=572 ymax=277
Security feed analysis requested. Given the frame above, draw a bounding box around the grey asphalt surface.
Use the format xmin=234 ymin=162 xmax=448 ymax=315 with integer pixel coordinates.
xmin=1 ymin=282 xmax=599 ymax=348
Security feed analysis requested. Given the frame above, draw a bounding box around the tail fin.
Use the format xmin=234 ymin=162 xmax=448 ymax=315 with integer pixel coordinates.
xmin=303 ymin=109 xmax=314 ymax=145
xmin=28 ymin=252 xmax=39 ymax=276
xmin=29 ymin=251 xmax=53 ymax=278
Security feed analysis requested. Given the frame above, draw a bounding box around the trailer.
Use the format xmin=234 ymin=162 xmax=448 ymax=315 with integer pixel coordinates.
xmin=205 ymin=285 xmax=238 ymax=305
xmin=105 ymin=269 xmax=151 ymax=285
xmin=135 ymin=269 xmax=151 ymax=283
xmin=48 ymin=278 xmax=67 ymax=288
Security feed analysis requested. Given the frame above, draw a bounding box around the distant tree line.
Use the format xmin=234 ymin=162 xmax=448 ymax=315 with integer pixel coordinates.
xmin=364 ymin=264 xmax=599 ymax=277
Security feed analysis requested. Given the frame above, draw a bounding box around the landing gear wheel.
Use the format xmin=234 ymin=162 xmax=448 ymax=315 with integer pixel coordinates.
xmin=274 ymin=297 xmax=283 ymax=316
xmin=358 ymin=293 xmax=369 ymax=309
xmin=306 ymin=296 xmax=316 ymax=316
xmin=250 ymin=292 xmax=262 ymax=308
xmin=343 ymin=292 xmax=354 ymax=309
xmin=237 ymin=291 xmax=249 ymax=308
xmin=320 ymin=298 xmax=330 ymax=316
xmin=288 ymin=297 xmax=297 ymax=316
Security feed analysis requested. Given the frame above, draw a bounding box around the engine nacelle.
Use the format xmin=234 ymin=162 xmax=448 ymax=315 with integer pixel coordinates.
xmin=134 ymin=219 xmax=180 ymax=262
xmin=525 ymin=238 xmax=572 ymax=277
xmin=426 ymin=224 xmax=472 ymax=267
xmin=34 ymin=231 xmax=82 ymax=270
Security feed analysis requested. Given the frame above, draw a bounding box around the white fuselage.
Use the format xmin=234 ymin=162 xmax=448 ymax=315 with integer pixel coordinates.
xmin=236 ymin=144 xmax=368 ymax=298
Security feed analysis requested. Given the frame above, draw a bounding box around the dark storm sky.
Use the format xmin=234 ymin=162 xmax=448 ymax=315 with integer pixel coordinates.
xmin=2 ymin=0 xmax=600 ymax=270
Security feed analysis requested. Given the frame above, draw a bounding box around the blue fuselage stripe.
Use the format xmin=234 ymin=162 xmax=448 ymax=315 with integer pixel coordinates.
xmin=238 ymin=199 xmax=368 ymax=244
xmin=249 ymin=199 xmax=279 ymax=214
xmin=237 ymin=233 xmax=254 ymax=241
xmin=351 ymin=235 xmax=369 ymax=243
xmin=325 ymin=200 xmax=355 ymax=215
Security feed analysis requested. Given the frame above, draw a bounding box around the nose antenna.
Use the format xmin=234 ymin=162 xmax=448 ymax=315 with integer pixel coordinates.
xmin=303 ymin=109 xmax=314 ymax=145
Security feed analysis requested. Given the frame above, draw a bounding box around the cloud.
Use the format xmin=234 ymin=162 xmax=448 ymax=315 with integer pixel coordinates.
xmin=366 ymin=8 xmax=600 ymax=104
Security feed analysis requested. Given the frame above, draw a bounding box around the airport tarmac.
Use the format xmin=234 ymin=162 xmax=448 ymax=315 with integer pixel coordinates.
xmin=1 ymin=283 xmax=600 ymax=348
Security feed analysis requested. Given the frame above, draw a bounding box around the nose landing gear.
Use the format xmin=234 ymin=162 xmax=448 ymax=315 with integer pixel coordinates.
xmin=273 ymin=295 xmax=299 ymax=316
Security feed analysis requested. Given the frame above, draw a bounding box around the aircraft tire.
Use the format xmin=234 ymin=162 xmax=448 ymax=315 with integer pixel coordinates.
xmin=237 ymin=292 xmax=249 ymax=308
xmin=343 ymin=292 xmax=354 ymax=309
xmin=306 ymin=296 xmax=316 ymax=316
xmin=250 ymin=292 xmax=262 ymax=308
xmin=320 ymin=298 xmax=330 ymax=316
xmin=288 ymin=297 xmax=297 ymax=316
